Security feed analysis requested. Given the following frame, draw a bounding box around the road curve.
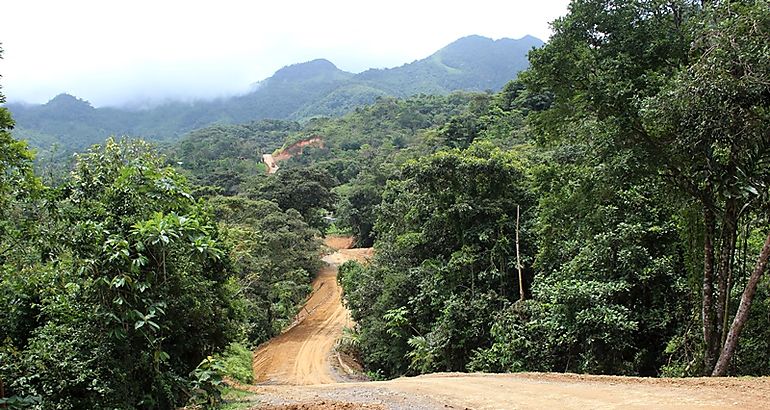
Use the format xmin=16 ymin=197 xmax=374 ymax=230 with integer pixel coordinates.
xmin=251 ymin=238 xmax=370 ymax=385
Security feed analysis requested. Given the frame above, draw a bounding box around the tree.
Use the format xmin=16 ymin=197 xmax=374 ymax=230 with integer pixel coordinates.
xmin=336 ymin=179 xmax=383 ymax=247
xmin=0 ymin=44 xmax=39 ymax=261
xmin=340 ymin=142 xmax=535 ymax=377
xmin=526 ymin=0 xmax=770 ymax=375
xmin=0 ymin=44 xmax=45 ymax=410
xmin=640 ymin=1 xmax=770 ymax=375
xmin=1 ymin=139 xmax=239 ymax=408
xmin=210 ymin=196 xmax=321 ymax=342
xmin=471 ymin=139 xmax=690 ymax=375
xmin=253 ymin=167 xmax=338 ymax=232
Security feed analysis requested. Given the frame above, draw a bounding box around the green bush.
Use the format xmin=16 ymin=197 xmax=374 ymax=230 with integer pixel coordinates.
xmin=217 ymin=343 xmax=254 ymax=384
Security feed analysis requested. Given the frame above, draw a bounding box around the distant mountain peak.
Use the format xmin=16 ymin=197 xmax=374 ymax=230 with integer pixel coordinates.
xmin=284 ymin=58 xmax=338 ymax=71
xmin=46 ymin=93 xmax=94 ymax=108
xmin=270 ymin=59 xmax=352 ymax=83
xmin=519 ymin=34 xmax=543 ymax=42
xmin=440 ymin=34 xmax=544 ymax=52
xmin=448 ymin=34 xmax=494 ymax=45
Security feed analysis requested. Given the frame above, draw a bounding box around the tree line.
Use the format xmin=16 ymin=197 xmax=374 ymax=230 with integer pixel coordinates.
xmin=338 ymin=0 xmax=770 ymax=379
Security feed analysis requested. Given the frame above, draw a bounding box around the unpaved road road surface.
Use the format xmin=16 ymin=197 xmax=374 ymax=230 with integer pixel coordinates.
xmin=249 ymin=372 xmax=770 ymax=409
xmin=251 ymin=237 xmax=371 ymax=385
xmin=244 ymin=237 xmax=770 ymax=409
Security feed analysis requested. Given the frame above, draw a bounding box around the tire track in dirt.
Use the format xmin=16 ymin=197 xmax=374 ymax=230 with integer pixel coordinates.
xmin=251 ymin=237 xmax=370 ymax=385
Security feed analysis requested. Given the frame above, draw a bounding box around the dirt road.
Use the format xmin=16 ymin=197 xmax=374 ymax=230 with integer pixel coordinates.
xmin=251 ymin=237 xmax=371 ymax=385
xmin=246 ymin=372 xmax=770 ymax=409
xmin=262 ymin=154 xmax=280 ymax=174
xmin=245 ymin=236 xmax=770 ymax=409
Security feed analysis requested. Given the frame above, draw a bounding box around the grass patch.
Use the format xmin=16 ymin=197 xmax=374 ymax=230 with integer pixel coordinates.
xmin=326 ymin=222 xmax=352 ymax=236
xmin=218 ymin=342 xmax=253 ymax=384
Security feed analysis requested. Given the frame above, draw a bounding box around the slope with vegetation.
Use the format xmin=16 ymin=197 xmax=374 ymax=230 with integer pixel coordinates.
xmin=335 ymin=0 xmax=770 ymax=381
xmin=173 ymin=119 xmax=300 ymax=194
xmin=0 ymin=44 xmax=325 ymax=406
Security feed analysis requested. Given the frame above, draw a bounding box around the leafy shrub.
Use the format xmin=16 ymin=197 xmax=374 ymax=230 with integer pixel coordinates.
xmin=217 ymin=343 xmax=253 ymax=384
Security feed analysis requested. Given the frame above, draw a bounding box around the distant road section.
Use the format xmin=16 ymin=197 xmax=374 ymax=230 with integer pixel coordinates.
xmin=261 ymin=137 xmax=324 ymax=174
xmin=262 ymin=154 xmax=280 ymax=174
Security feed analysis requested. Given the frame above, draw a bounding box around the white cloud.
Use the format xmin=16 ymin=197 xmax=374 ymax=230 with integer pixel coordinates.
xmin=0 ymin=0 xmax=569 ymax=107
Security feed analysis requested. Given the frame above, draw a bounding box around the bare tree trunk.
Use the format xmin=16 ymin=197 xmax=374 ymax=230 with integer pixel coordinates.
xmin=516 ymin=205 xmax=525 ymax=301
xmin=712 ymin=230 xmax=770 ymax=376
xmin=716 ymin=198 xmax=738 ymax=343
xmin=702 ymin=206 xmax=718 ymax=374
xmin=722 ymin=253 xmax=735 ymax=347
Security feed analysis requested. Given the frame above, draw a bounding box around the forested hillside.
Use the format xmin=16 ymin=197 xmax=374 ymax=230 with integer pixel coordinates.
xmin=2 ymin=0 xmax=770 ymax=408
xmin=173 ymin=0 xmax=770 ymax=380
xmin=336 ymin=0 xmax=770 ymax=379
xmin=6 ymin=35 xmax=542 ymax=153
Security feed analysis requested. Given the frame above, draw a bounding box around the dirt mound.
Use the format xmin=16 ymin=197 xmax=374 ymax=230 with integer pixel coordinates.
xmin=323 ymin=236 xmax=354 ymax=250
xmin=274 ymin=137 xmax=324 ymax=161
xmin=325 ymin=248 xmax=373 ymax=265
xmin=323 ymin=236 xmax=373 ymax=264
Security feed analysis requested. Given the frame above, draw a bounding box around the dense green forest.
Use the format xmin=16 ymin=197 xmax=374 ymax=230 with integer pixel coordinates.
xmin=336 ymin=0 xmax=770 ymax=379
xmin=0 ymin=47 xmax=324 ymax=406
xmin=2 ymin=0 xmax=770 ymax=408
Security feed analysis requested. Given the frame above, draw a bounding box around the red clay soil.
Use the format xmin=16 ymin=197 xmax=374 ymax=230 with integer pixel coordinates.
xmin=323 ymin=236 xmax=354 ymax=251
xmin=273 ymin=137 xmax=324 ymax=162
xmin=261 ymin=137 xmax=324 ymax=174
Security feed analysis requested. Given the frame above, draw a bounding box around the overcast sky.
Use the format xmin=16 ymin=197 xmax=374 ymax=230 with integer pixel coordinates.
xmin=0 ymin=0 xmax=570 ymax=107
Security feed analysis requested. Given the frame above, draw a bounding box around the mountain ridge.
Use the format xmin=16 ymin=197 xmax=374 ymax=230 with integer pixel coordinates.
xmin=6 ymin=34 xmax=544 ymax=150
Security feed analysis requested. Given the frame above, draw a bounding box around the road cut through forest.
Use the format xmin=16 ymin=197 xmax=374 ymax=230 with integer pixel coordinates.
xmin=251 ymin=236 xmax=372 ymax=385
xmin=243 ymin=237 xmax=770 ymax=409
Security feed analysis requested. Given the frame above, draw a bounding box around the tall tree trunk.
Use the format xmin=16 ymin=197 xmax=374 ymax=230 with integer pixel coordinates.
xmin=702 ymin=206 xmax=718 ymax=374
xmin=516 ymin=205 xmax=525 ymax=301
xmin=716 ymin=197 xmax=738 ymax=343
xmin=722 ymin=252 xmax=735 ymax=347
xmin=712 ymin=230 xmax=770 ymax=376
xmin=716 ymin=152 xmax=739 ymax=343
